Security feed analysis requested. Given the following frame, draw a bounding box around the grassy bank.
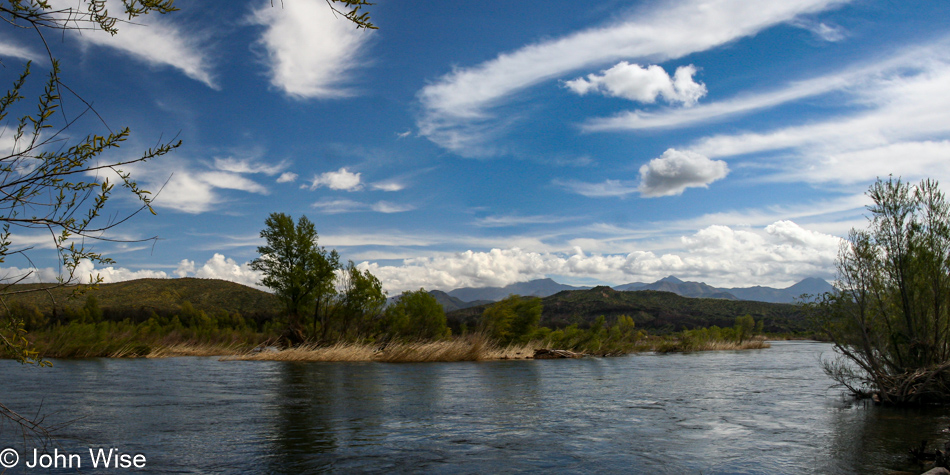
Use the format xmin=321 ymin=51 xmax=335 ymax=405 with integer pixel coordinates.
xmin=227 ymin=335 xmax=537 ymax=363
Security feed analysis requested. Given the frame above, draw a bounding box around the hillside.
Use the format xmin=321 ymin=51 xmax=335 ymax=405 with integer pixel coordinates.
xmin=447 ymin=286 xmax=809 ymax=334
xmin=2 ymin=278 xmax=280 ymax=317
xmin=447 ymin=278 xmax=591 ymax=302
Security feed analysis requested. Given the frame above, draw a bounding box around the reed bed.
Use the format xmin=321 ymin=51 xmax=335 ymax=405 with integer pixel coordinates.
xmin=653 ymin=336 xmax=771 ymax=353
xmin=227 ymin=335 xmax=538 ymax=363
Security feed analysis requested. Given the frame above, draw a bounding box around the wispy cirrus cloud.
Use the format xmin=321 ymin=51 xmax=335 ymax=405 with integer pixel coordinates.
xmin=312 ymin=198 xmax=414 ymax=214
xmin=416 ymin=0 xmax=851 ymax=156
xmin=552 ymin=179 xmax=638 ymax=198
xmin=250 ymin=0 xmax=373 ymax=99
xmin=47 ymin=0 xmax=216 ymax=87
xmin=581 ymin=38 xmax=950 ymax=132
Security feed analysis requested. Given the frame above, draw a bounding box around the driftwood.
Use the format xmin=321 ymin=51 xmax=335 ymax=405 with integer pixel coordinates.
xmin=533 ymin=349 xmax=584 ymax=359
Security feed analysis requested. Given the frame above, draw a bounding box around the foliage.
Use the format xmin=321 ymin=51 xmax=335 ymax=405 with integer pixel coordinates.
xmin=448 ymin=286 xmax=807 ymax=336
xmin=335 ymin=260 xmax=386 ymax=340
xmin=0 ymin=0 xmax=185 ymax=374
xmin=812 ymin=178 xmax=950 ymax=404
xmin=735 ymin=314 xmax=755 ymax=343
xmin=251 ymin=213 xmax=339 ymax=344
xmin=479 ymin=295 xmax=542 ymax=345
xmin=383 ymin=288 xmax=449 ymax=341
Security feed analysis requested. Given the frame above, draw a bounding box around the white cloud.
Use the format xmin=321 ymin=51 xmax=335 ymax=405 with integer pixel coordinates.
xmin=48 ymin=0 xmax=215 ymax=87
xmin=791 ymin=19 xmax=846 ymax=42
xmin=312 ymin=198 xmax=365 ymax=214
xmin=190 ymin=253 xmax=263 ymax=289
xmin=306 ymin=167 xmax=362 ymax=191
xmin=371 ymin=201 xmax=415 ymax=213
xmin=312 ymin=198 xmax=414 ymax=214
xmin=133 ymin=156 xmax=275 ymax=214
xmin=0 ymin=40 xmax=42 ymax=63
xmin=360 ymin=220 xmax=842 ymax=294
xmin=1 ymin=255 xmax=261 ymax=290
xmin=581 ymin=40 xmax=944 ymax=132
xmin=638 ymin=149 xmax=729 ymax=197
xmin=371 ymin=181 xmax=405 ymax=192
xmin=565 ymin=63 xmax=706 ymax=106
xmin=474 ymin=215 xmax=574 ymax=228
xmin=250 ymin=0 xmax=373 ymax=99
xmin=684 ymin=60 xmax=950 ymax=186
xmin=213 ymin=157 xmax=286 ymax=175
xmin=553 ymin=179 xmax=638 ymax=198
xmin=416 ymin=0 xmax=850 ymax=155
xmin=277 ymin=172 xmax=298 ymax=183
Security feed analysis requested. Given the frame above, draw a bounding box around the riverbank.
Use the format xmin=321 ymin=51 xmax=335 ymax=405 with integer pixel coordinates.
xmin=21 ymin=328 xmax=770 ymax=362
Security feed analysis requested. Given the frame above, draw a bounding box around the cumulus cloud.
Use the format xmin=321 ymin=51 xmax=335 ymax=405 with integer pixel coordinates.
xmin=565 ymin=63 xmax=706 ymax=105
xmin=277 ymin=172 xmax=298 ymax=183
xmin=1 ymin=255 xmax=264 ymax=289
xmin=306 ymin=167 xmax=362 ymax=191
xmin=250 ymin=0 xmax=373 ymax=99
xmin=46 ymin=0 xmax=215 ymax=87
xmin=638 ymin=149 xmax=729 ymax=197
xmin=360 ymin=220 xmax=842 ymax=294
xmin=175 ymin=254 xmax=263 ymax=289
xmin=417 ymin=0 xmax=850 ymax=155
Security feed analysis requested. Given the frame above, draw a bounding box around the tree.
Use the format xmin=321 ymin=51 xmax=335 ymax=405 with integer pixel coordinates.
xmin=336 ymin=260 xmax=386 ymax=340
xmin=383 ymin=288 xmax=448 ymax=340
xmin=250 ymin=213 xmax=338 ymax=344
xmin=813 ymin=177 xmax=950 ymax=404
xmin=479 ymin=295 xmax=542 ymax=345
xmin=734 ymin=314 xmax=755 ymax=344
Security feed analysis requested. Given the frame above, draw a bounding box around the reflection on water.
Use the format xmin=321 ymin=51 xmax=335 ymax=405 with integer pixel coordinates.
xmin=1 ymin=341 xmax=949 ymax=474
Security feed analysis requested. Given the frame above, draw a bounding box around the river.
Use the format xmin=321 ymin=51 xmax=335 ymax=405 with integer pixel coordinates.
xmin=0 ymin=341 xmax=947 ymax=474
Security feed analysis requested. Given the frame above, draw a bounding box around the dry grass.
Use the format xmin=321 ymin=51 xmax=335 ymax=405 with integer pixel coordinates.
xmin=107 ymin=342 xmax=249 ymax=358
xmin=226 ymin=335 xmax=539 ymax=363
xmin=653 ymin=336 xmax=771 ymax=353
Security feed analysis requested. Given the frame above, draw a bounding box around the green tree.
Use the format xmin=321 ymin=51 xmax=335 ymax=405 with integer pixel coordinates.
xmin=383 ymin=288 xmax=448 ymax=340
xmin=734 ymin=314 xmax=755 ymax=344
xmin=336 ymin=261 xmax=386 ymax=340
xmin=813 ymin=177 xmax=950 ymax=404
xmin=251 ymin=213 xmax=338 ymax=344
xmin=479 ymin=295 xmax=542 ymax=345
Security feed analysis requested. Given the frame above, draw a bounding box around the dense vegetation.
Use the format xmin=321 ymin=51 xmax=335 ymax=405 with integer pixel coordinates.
xmin=0 ymin=277 xmax=777 ymax=358
xmin=813 ymin=178 xmax=950 ymax=405
xmin=448 ymin=286 xmax=808 ymax=336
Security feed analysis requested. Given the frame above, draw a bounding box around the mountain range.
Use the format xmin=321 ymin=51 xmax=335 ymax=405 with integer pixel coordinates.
xmin=435 ymin=276 xmax=834 ymax=309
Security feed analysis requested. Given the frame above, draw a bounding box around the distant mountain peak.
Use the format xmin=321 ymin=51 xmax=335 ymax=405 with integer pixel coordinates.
xmin=659 ymin=275 xmax=683 ymax=283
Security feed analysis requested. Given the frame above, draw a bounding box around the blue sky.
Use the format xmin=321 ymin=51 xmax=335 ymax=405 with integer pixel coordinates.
xmin=2 ymin=0 xmax=949 ymax=294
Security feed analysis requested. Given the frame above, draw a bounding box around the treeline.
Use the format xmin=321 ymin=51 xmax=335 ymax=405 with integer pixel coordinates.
xmin=469 ymin=295 xmax=768 ymax=355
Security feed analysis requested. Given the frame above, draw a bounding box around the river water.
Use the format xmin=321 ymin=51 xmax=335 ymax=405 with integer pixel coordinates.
xmin=0 ymin=341 xmax=948 ymax=474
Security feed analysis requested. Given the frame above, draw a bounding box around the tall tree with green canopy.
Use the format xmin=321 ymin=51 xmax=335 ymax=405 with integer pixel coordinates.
xmin=251 ymin=213 xmax=339 ymax=344
xmin=814 ymin=177 xmax=950 ymax=404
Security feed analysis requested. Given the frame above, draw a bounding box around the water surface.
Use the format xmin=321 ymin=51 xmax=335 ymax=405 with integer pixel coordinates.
xmin=1 ymin=341 xmax=947 ymax=473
